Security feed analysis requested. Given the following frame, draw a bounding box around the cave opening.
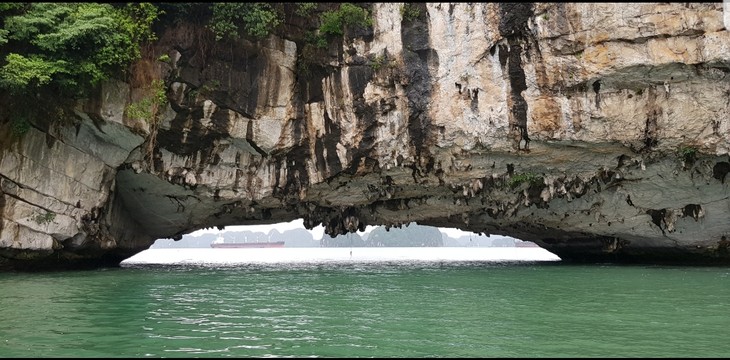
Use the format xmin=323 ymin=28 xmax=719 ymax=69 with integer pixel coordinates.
xmin=148 ymin=219 xmax=538 ymax=249
xmin=121 ymin=220 xmax=560 ymax=266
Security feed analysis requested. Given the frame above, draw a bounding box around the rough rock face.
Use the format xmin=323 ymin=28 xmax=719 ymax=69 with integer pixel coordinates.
xmin=1 ymin=3 xmax=729 ymax=270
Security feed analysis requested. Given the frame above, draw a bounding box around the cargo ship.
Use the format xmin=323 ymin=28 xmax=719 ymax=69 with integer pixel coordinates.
xmin=210 ymin=235 xmax=285 ymax=248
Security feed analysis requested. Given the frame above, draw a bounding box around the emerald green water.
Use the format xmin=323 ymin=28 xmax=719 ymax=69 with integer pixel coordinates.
xmin=1 ymin=262 xmax=729 ymax=357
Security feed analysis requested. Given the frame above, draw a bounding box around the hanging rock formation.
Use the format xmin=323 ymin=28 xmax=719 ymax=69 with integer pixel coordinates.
xmin=1 ymin=3 xmax=729 ymax=270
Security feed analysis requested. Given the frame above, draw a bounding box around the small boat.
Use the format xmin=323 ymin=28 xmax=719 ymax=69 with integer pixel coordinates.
xmin=210 ymin=235 xmax=285 ymax=248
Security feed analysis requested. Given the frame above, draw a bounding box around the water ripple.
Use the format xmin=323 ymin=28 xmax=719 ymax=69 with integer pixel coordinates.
xmin=1 ymin=262 xmax=729 ymax=357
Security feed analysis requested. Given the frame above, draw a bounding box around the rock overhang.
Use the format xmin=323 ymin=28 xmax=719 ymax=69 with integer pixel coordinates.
xmin=0 ymin=3 xmax=729 ymax=270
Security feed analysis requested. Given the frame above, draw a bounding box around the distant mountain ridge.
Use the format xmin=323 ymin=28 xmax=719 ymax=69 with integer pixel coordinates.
xmin=151 ymin=223 xmax=525 ymax=249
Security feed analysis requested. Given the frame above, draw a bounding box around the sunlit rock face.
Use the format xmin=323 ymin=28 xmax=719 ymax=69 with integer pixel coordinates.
xmin=1 ymin=3 xmax=729 ymax=270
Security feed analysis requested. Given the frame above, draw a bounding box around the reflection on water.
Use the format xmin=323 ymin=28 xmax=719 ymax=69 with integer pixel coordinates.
xmin=121 ymin=247 xmax=561 ymax=267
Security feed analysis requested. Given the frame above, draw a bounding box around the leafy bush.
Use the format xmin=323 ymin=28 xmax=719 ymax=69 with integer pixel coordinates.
xmin=209 ymin=3 xmax=281 ymax=40
xmin=125 ymin=79 xmax=167 ymax=123
xmin=304 ymin=30 xmax=328 ymax=49
xmin=318 ymin=3 xmax=372 ymax=37
xmin=0 ymin=3 xmax=160 ymax=97
xmin=370 ymin=54 xmax=386 ymax=71
xmin=508 ymin=172 xmax=542 ymax=189
xmin=295 ymin=3 xmax=317 ymax=17
xmin=400 ymin=3 xmax=421 ymax=22
xmin=10 ymin=117 xmax=30 ymax=137
xmin=32 ymin=211 xmax=56 ymax=225
xmin=0 ymin=53 xmax=68 ymax=89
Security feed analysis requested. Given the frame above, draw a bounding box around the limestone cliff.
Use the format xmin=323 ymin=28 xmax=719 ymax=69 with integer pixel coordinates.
xmin=1 ymin=3 xmax=729 ymax=270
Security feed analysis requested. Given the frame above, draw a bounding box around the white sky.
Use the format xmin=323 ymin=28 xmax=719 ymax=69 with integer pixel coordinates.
xmin=189 ymin=218 xmax=476 ymax=239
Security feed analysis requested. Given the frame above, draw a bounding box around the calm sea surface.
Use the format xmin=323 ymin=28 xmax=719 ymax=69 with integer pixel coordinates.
xmin=1 ymin=247 xmax=729 ymax=358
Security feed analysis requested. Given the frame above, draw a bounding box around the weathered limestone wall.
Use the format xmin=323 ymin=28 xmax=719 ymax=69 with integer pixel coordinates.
xmin=0 ymin=87 xmax=150 ymax=268
xmin=0 ymin=3 xmax=728 ymax=270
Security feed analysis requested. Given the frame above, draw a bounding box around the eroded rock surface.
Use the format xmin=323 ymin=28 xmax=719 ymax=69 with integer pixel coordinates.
xmin=1 ymin=3 xmax=729 ymax=270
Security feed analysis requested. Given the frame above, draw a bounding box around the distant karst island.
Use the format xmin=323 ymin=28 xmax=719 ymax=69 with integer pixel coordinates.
xmin=151 ymin=223 xmax=530 ymax=249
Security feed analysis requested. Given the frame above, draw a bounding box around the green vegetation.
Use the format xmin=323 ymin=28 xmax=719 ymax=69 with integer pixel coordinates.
xmin=508 ymin=172 xmax=543 ymax=189
xmin=186 ymin=80 xmax=220 ymax=103
xmin=200 ymin=79 xmax=220 ymax=94
xmin=370 ymin=54 xmax=386 ymax=71
xmin=295 ymin=3 xmax=317 ymax=17
xmin=157 ymin=54 xmax=170 ymax=63
xmin=208 ymin=3 xmax=281 ymax=40
xmin=10 ymin=117 xmax=30 ymax=137
xmin=678 ymin=145 xmax=697 ymax=163
xmin=304 ymin=30 xmax=328 ymax=49
xmin=296 ymin=2 xmax=372 ymax=78
xmin=318 ymin=3 xmax=372 ymax=37
xmin=32 ymin=210 xmax=56 ymax=225
xmin=125 ymin=79 xmax=166 ymax=123
xmin=400 ymin=3 xmax=421 ymax=22
xmin=0 ymin=4 xmax=24 ymax=46
xmin=297 ymin=44 xmax=318 ymax=78
xmin=0 ymin=3 xmax=160 ymax=98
